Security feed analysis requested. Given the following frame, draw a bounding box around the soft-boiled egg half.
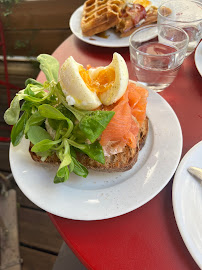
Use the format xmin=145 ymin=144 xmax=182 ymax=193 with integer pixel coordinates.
xmin=59 ymin=53 xmax=129 ymax=110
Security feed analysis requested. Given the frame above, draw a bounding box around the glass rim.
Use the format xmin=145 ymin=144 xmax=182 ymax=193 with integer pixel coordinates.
xmin=158 ymin=0 xmax=202 ymax=24
xmin=129 ymin=24 xmax=189 ymax=57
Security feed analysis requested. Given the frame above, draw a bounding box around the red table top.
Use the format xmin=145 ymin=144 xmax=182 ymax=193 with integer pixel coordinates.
xmin=39 ymin=35 xmax=202 ymax=270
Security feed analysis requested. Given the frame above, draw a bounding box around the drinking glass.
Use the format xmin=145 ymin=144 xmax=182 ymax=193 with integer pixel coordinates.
xmin=158 ymin=0 xmax=202 ymax=56
xmin=129 ymin=24 xmax=189 ymax=92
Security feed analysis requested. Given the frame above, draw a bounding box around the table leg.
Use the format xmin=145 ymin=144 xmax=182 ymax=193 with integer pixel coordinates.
xmin=52 ymin=242 xmax=87 ymax=270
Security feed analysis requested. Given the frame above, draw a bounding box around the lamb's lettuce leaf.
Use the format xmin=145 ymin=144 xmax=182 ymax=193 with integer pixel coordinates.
xmin=11 ymin=112 xmax=29 ymax=146
xmin=24 ymin=111 xmax=45 ymax=134
xmin=25 ymin=78 xmax=43 ymax=87
xmin=54 ymin=139 xmax=72 ymax=183
xmin=71 ymin=157 xmax=88 ymax=178
xmin=67 ymin=139 xmax=105 ymax=164
xmin=27 ymin=126 xmax=52 ymax=145
xmin=37 ymin=54 xmax=59 ymax=83
xmin=54 ymin=166 xmax=69 ymax=183
xmin=4 ymin=95 xmax=23 ymax=125
xmin=31 ymin=139 xmax=61 ymax=153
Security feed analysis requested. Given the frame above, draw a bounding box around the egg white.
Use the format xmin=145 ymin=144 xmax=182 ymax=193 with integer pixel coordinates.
xmin=59 ymin=53 xmax=129 ymax=110
xmin=59 ymin=56 xmax=102 ymax=110
xmin=94 ymin=53 xmax=129 ymax=106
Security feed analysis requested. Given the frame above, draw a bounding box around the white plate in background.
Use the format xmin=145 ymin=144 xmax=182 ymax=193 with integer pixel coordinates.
xmin=173 ymin=141 xmax=202 ymax=269
xmin=70 ymin=5 xmax=130 ymax=48
xmin=70 ymin=0 xmax=162 ymax=48
xmin=10 ymin=84 xmax=182 ymax=220
xmin=195 ymin=41 xmax=202 ymax=76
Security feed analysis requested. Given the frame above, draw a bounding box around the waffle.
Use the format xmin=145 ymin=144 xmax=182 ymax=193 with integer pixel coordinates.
xmin=81 ymin=0 xmax=125 ymax=36
xmin=118 ymin=5 xmax=173 ymax=37
xmin=116 ymin=3 xmax=147 ymax=35
xmin=116 ymin=4 xmax=158 ymax=37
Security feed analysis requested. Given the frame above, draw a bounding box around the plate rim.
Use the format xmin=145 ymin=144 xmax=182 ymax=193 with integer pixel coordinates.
xmin=172 ymin=140 xmax=202 ymax=269
xmin=195 ymin=41 xmax=202 ymax=76
xmin=10 ymin=84 xmax=183 ymax=220
xmin=69 ymin=5 xmax=130 ymax=48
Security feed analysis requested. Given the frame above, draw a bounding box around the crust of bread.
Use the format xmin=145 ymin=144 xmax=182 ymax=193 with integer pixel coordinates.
xmin=77 ymin=144 xmax=139 ymax=172
xmin=29 ymin=117 xmax=149 ymax=172
xmin=138 ymin=116 xmax=148 ymax=150
xmin=29 ymin=144 xmax=60 ymax=164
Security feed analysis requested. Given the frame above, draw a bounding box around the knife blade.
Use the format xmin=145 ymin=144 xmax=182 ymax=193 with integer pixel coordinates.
xmin=187 ymin=167 xmax=202 ymax=181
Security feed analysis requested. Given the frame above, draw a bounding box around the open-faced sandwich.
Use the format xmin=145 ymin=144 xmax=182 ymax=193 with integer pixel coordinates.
xmin=4 ymin=53 xmax=148 ymax=183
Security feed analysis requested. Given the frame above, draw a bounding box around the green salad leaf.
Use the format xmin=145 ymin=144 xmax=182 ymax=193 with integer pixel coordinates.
xmin=38 ymin=104 xmax=74 ymax=138
xmin=25 ymin=78 xmax=43 ymax=87
xmin=70 ymin=148 xmax=88 ymax=178
xmin=38 ymin=104 xmax=68 ymax=120
xmin=54 ymin=139 xmax=72 ymax=183
xmin=24 ymin=111 xmax=45 ymax=134
xmin=37 ymin=54 xmax=59 ymax=83
xmin=54 ymin=166 xmax=69 ymax=183
xmin=71 ymin=157 xmax=88 ymax=177
xmin=79 ymin=110 xmax=115 ymax=143
xmin=31 ymin=139 xmax=61 ymax=153
xmin=11 ymin=112 xmax=29 ymax=146
xmin=67 ymin=139 xmax=105 ymax=164
xmin=27 ymin=126 xmax=52 ymax=145
xmin=4 ymin=96 xmax=22 ymax=125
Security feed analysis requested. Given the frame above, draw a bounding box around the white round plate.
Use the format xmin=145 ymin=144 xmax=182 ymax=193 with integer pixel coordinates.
xmin=10 ymin=86 xmax=182 ymax=220
xmin=195 ymin=41 xmax=202 ymax=76
xmin=172 ymin=141 xmax=202 ymax=269
xmin=70 ymin=0 xmax=161 ymax=48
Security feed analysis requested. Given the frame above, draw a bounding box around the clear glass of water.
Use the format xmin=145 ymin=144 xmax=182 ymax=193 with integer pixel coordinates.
xmin=157 ymin=0 xmax=202 ymax=56
xmin=129 ymin=24 xmax=189 ymax=92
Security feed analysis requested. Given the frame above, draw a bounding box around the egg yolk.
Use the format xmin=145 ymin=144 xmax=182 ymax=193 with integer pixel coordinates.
xmin=133 ymin=0 xmax=151 ymax=8
xmin=79 ymin=66 xmax=115 ymax=93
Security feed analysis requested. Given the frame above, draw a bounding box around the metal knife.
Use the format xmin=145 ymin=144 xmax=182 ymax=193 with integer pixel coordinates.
xmin=187 ymin=167 xmax=202 ymax=181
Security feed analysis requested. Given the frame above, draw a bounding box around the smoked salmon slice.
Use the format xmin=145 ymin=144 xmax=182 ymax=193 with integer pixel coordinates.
xmin=100 ymin=99 xmax=132 ymax=146
xmin=100 ymin=81 xmax=148 ymax=150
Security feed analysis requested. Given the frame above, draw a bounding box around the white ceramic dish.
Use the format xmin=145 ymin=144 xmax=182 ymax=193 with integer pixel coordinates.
xmin=10 ymin=86 xmax=182 ymax=221
xmin=173 ymin=141 xmax=202 ymax=269
xmin=70 ymin=0 xmax=162 ymax=48
xmin=195 ymin=41 xmax=202 ymax=76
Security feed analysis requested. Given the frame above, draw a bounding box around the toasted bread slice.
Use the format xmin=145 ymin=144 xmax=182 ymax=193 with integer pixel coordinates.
xmin=77 ymin=144 xmax=139 ymax=172
xmin=29 ymin=117 xmax=148 ymax=172
xmin=138 ymin=116 xmax=148 ymax=150
xmin=29 ymin=144 xmax=60 ymax=164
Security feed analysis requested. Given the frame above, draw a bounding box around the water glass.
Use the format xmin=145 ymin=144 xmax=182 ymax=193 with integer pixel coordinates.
xmin=158 ymin=0 xmax=202 ymax=56
xmin=129 ymin=24 xmax=189 ymax=92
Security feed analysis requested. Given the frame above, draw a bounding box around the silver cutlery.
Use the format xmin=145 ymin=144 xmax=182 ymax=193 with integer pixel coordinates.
xmin=187 ymin=167 xmax=202 ymax=182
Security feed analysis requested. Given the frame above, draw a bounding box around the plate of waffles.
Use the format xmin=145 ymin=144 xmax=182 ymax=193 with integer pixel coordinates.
xmin=70 ymin=0 xmax=162 ymax=48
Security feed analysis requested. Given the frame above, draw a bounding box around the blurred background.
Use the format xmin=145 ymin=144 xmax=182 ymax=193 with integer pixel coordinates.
xmin=0 ymin=0 xmax=84 ymax=269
